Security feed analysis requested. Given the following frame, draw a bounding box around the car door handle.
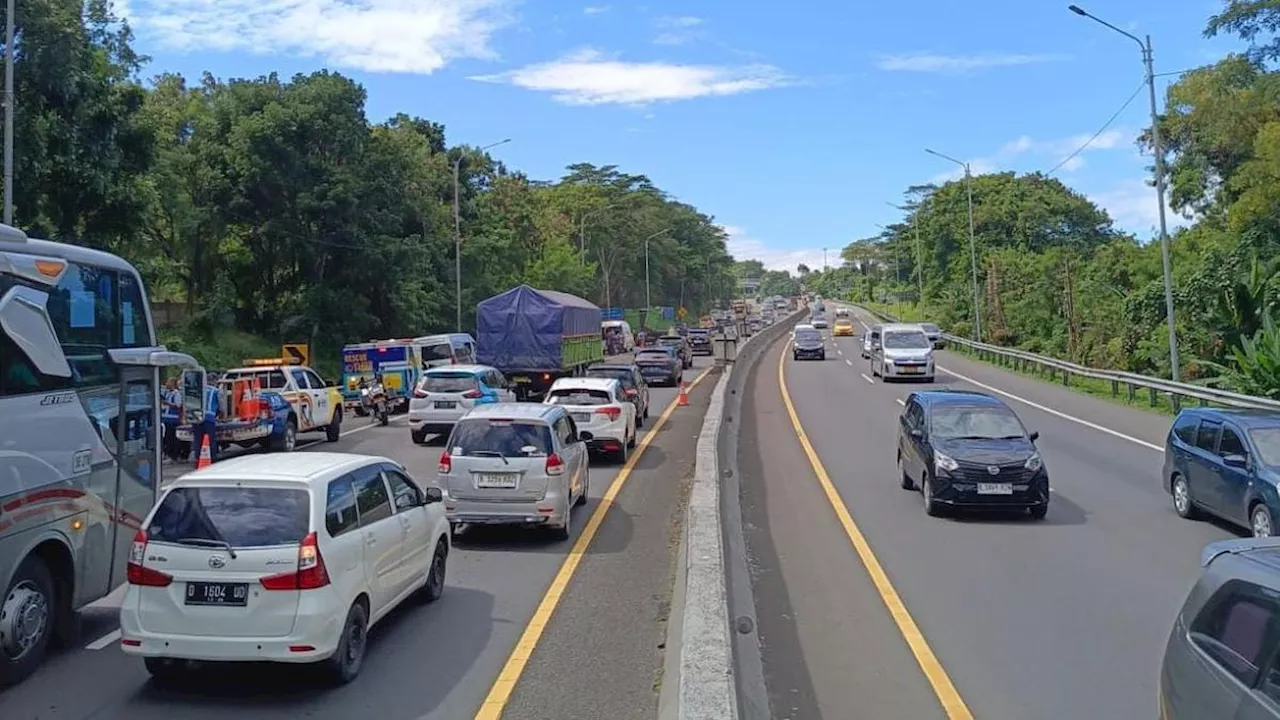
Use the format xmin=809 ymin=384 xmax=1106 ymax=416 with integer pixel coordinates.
xmin=366 ymin=535 xmax=377 ymax=546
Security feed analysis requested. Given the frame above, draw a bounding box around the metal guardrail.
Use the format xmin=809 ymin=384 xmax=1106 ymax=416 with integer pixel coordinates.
xmin=855 ymin=304 xmax=1280 ymax=413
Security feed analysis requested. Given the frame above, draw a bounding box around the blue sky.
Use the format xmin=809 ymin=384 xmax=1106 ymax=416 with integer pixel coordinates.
xmin=118 ymin=0 xmax=1243 ymax=274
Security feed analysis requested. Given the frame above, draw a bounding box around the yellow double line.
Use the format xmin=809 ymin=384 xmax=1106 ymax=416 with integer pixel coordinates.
xmin=474 ymin=366 xmax=715 ymax=720
xmin=776 ymin=340 xmax=975 ymax=720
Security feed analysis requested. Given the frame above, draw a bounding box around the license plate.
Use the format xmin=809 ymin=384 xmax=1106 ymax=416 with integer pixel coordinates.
xmin=475 ymin=473 xmax=518 ymax=489
xmin=512 ymin=376 xmax=531 ymax=384
xmin=977 ymin=483 xmax=1013 ymax=495
xmin=572 ymin=413 xmax=592 ymax=423
xmin=435 ymin=401 xmax=456 ymax=409
xmin=900 ymin=366 xmax=923 ymax=374
xmin=184 ymin=581 xmax=249 ymax=607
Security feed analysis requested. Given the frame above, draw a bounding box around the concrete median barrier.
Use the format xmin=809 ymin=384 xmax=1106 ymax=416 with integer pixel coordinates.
xmin=660 ymin=307 xmax=809 ymax=720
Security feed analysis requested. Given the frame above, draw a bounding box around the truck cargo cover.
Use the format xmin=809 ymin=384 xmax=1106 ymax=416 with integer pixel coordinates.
xmin=476 ymin=285 xmax=601 ymax=370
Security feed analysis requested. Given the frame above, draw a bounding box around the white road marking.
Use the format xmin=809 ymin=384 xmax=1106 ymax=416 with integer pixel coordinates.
xmin=895 ymin=398 xmax=905 ymax=406
xmin=86 ymin=629 xmax=121 ymax=651
xmin=860 ymin=373 xmax=874 ymax=384
xmin=935 ymin=365 xmax=1163 ymax=452
xmin=845 ymin=359 xmax=853 ymax=366
xmin=297 ymin=415 xmax=407 ymax=450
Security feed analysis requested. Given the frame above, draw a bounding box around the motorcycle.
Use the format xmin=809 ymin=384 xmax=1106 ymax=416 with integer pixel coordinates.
xmin=360 ymin=382 xmax=390 ymax=426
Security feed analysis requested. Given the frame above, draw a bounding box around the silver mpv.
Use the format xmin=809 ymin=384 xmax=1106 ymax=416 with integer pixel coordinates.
xmin=437 ymin=403 xmax=590 ymax=541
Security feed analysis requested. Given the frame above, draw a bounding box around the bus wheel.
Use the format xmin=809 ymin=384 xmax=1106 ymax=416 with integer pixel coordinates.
xmin=0 ymin=556 xmax=55 ymax=688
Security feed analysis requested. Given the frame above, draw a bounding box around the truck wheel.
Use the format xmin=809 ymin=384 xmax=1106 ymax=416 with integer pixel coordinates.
xmin=272 ymin=419 xmax=298 ymax=453
xmin=326 ymin=409 xmax=342 ymax=442
xmin=0 ymin=555 xmax=56 ymax=688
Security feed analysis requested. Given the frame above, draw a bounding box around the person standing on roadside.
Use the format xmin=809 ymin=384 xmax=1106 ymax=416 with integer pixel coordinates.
xmin=161 ymin=377 xmax=181 ymax=462
xmin=190 ymin=373 xmax=221 ymax=465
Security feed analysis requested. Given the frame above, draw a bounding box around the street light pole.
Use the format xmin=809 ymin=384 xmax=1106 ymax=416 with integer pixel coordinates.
xmin=4 ymin=0 xmax=14 ymax=225
xmin=925 ymin=149 xmax=982 ymax=341
xmin=644 ymin=228 xmax=671 ymax=310
xmin=454 ymin=138 xmax=511 ymax=332
xmin=1068 ymin=5 xmax=1180 ymax=382
xmin=822 ymin=248 xmax=828 ymax=272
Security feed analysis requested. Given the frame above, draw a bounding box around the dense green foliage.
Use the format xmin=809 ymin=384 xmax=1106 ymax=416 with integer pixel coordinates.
xmin=2 ymin=1 xmax=739 ymax=363
xmin=806 ymin=4 xmax=1280 ymax=394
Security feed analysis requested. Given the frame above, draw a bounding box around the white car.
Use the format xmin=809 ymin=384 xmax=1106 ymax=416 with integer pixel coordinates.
xmin=543 ymin=377 xmax=637 ymax=462
xmin=870 ymin=323 xmax=935 ymax=382
xmin=119 ymin=452 xmax=451 ymax=685
xmin=408 ymin=365 xmax=516 ymax=444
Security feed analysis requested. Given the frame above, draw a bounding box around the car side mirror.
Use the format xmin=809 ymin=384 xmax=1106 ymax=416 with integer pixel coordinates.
xmin=910 ymin=429 xmax=924 ymax=440
xmin=578 ymin=431 xmax=594 ymax=443
xmin=1029 ymin=431 xmax=1039 ymax=443
xmin=423 ymin=486 xmax=444 ymax=504
xmin=1223 ymin=453 xmax=1249 ymax=469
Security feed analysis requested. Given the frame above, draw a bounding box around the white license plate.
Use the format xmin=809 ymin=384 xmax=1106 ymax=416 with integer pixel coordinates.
xmin=435 ymin=401 xmax=456 ymax=409
xmin=977 ymin=483 xmax=1013 ymax=495
xmin=572 ymin=413 xmax=592 ymax=423
xmin=899 ymin=366 xmax=923 ymax=374
xmin=475 ymin=473 xmax=518 ymax=489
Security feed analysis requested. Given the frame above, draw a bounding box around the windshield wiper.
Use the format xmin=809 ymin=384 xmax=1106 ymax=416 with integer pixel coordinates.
xmin=471 ymin=450 xmax=510 ymax=465
xmin=174 ymin=537 xmax=237 ymax=559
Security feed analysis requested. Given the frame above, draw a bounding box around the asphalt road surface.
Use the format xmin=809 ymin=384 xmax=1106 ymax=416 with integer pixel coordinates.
xmin=0 ymin=355 xmax=716 ymax=720
xmin=738 ymin=307 xmax=1237 ymax=720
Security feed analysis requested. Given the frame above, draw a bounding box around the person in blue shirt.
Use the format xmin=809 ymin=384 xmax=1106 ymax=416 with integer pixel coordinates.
xmin=161 ymin=377 xmax=182 ymax=462
xmin=190 ymin=373 xmax=221 ymax=464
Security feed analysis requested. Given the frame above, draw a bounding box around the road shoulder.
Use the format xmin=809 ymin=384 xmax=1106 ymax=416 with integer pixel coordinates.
xmin=498 ymin=369 xmax=719 ymax=720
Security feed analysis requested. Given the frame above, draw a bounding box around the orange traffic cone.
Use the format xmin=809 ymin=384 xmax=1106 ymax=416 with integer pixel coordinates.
xmin=196 ymin=435 xmax=213 ymax=469
xmin=677 ymin=381 xmax=690 ymax=407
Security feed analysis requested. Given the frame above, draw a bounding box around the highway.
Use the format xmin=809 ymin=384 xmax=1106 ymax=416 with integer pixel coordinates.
xmin=0 ymin=356 xmax=717 ymax=720
xmin=737 ymin=306 xmax=1238 ymax=719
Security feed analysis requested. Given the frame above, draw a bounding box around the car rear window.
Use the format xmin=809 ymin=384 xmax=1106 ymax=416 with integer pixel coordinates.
xmin=795 ymin=330 xmax=821 ymax=342
xmin=637 ymin=350 xmax=672 ymax=361
xmin=921 ymin=323 xmax=941 ymax=334
xmin=548 ymin=388 xmax=612 ymax=405
xmin=420 ymin=373 xmax=479 ymax=393
xmin=587 ymin=368 xmax=634 ymax=386
xmin=449 ymin=419 xmax=554 ymax=457
xmin=147 ymin=487 xmax=310 ymax=548
xmin=420 ymin=342 xmax=453 ymax=362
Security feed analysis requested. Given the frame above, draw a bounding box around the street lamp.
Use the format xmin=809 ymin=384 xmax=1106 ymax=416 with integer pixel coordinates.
xmin=644 ymin=228 xmax=671 ymax=310
xmin=887 ymin=201 xmax=926 ymax=303
xmin=925 ymin=148 xmax=982 ymax=342
xmin=454 ymin=138 xmax=511 ymax=332
xmin=1068 ymin=4 xmax=1181 ymax=382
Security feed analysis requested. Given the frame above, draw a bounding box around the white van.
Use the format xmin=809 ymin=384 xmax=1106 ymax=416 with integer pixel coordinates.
xmin=414 ymin=333 xmax=477 ymax=369
xmin=601 ymin=320 xmax=636 ymax=353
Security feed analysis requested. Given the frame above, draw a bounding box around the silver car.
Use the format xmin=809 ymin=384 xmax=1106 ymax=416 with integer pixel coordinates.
xmin=861 ymin=323 xmax=883 ymax=359
xmin=1160 ymin=537 xmax=1280 ymax=719
xmin=870 ymin=323 xmax=935 ymax=382
xmin=437 ymin=403 xmax=589 ymax=541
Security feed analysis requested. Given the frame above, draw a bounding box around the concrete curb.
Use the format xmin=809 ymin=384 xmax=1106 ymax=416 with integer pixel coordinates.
xmin=668 ymin=307 xmax=810 ymax=720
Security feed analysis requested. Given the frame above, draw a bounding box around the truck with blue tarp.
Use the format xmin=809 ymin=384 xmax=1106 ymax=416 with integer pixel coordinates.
xmin=340 ymin=340 xmax=418 ymax=416
xmin=475 ymin=285 xmax=605 ymax=401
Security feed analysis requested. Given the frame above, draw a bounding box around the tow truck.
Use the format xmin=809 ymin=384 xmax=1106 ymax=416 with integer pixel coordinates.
xmin=177 ymin=357 xmax=344 ymax=453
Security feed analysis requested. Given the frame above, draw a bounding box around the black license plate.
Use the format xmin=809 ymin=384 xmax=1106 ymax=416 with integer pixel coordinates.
xmin=185 ymin=581 xmax=249 ymax=607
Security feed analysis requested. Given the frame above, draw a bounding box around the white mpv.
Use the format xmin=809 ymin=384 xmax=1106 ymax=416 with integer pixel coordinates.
xmin=544 ymin=377 xmax=637 ymax=463
xmin=119 ymin=453 xmax=451 ymax=685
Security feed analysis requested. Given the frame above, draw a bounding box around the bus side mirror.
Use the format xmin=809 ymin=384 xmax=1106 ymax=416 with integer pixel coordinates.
xmin=0 ymin=286 xmax=72 ymax=377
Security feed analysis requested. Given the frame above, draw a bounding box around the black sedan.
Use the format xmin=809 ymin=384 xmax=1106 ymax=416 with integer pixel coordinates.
xmin=896 ymin=390 xmax=1048 ymax=519
xmin=635 ymin=347 xmax=683 ymax=386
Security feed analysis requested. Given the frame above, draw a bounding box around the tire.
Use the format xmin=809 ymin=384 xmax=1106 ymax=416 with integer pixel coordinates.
xmin=615 ymin=436 xmax=629 ymax=464
xmin=819 ymin=352 xmax=825 ymax=361
xmin=322 ymin=602 xmax=369 ymax=685
xmin=326 ymin=409 xmax=342 ymax=442
xmin=411 ymin=428 xmax=427 ymax=445
xmin=793 ymin=353 xmax=799 ymax=361
xmin=643 ymin=403 xmax=650 ymax=420
xmin=272 ymin=418 xmax=298 ymax=453
xmin=575 ymin=467 xmax=590 ymax=507
xmin=553 ymin=501 xmax=573 ymax=541
xmin=1252 ymin=503 xmax=1274 ymax=538
xmin=627 ymin=421 xmax=637 ymax=449
xmin=0 ymin=555 xmax=56 ymax=688
xmin=1171 ymin=474 xmax=1198 ymax=519
xmin=898 ymin=451 xmax=914 ymax=490
xmin=1028 ymin=504 xmax=1049 ymax=520
xmin=922 ymin=476 xmax=942 ymax=517
xmin=420 ymin=541 xmax=447 ymax=603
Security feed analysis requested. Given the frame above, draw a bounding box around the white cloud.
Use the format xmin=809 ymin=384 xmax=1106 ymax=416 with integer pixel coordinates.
xmin=1091 ymin=179 xmax=1190 ymax=238
xmin=583 ymin=5 xmax=609 ymax=14
xmin=1059 ymin=155 xmax=1086 ymax=172
xmin=125 ymin=0 xmax=515 ymax=74
xmin=876 ymin=52 xmax=1066 ymax=73
xmin=722 ymin=225 xmax=831 ymax=275
xmin=653 ymin=15 xmax=705 ymax=45
xmin=470 ymin=50 xmax=791 ymax=106
xmin=927 ymin=128 xmax=1132 ymax=182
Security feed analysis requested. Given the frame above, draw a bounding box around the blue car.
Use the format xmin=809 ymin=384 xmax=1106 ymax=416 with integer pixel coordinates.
xmin=1164 ymin=408 xmax=1280 ymax=537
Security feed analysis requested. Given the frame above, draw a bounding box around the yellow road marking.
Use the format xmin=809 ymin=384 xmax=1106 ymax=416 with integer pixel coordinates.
xmin=473 ymin=366 xmax=715 ymax=720
xmin=777 ymin=341 xmax=975 ymax=720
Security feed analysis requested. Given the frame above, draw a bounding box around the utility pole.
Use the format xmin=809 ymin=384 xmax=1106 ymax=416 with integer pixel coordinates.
xmin=4 ymin=0 xmax=15 ymax=225
xmin=1069 ymin=4 xmax=1180 ymax=380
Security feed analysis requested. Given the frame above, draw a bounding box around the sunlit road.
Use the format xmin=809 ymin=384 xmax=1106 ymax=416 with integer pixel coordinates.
xmin=0 ymin=355 xmax=716 ymax=720
xmin=736 ymin=307 xmax=1237 ymax=719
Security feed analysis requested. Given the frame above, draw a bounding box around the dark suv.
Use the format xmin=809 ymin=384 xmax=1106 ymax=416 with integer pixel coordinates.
xmin=657 ymin=335 xmax=693 ymax=369
xmin=687 ymin=328 xmax=713 ymax=356
xmin=585 ymin=363 xmax=650 ymax=426
xmin=897 ymin=390 xmax=1048 ymax=519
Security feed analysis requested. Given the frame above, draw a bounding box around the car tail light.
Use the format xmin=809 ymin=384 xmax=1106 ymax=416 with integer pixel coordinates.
xmin=462 ymin=389 xmax=483 ymax=399
xmin=126 ymin=530 xmax=173 ymax=587
xmin=438 ymin=451 xmax=452 ymax=474
xmin=261 ymin=532 xmax=329 ymax=590
xmin=595 ymin=406 xmax=622 ymax=421
xmin=546 ymin=452 xmax=565 ymax=475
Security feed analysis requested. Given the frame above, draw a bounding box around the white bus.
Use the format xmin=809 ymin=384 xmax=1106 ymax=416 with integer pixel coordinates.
xmin=0 ymin=223 xmax=199 ymax=686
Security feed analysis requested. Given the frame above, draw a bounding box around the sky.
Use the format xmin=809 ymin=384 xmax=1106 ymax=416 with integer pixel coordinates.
xmin=115 ymin=0 xmax=1245 ymax=275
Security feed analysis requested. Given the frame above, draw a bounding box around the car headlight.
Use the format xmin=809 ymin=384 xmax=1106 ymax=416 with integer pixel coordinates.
xmin=934 ymin=452 xmax=959 ymax=473
xmin=1024 ymin=453 xmax=1043 ymax=473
